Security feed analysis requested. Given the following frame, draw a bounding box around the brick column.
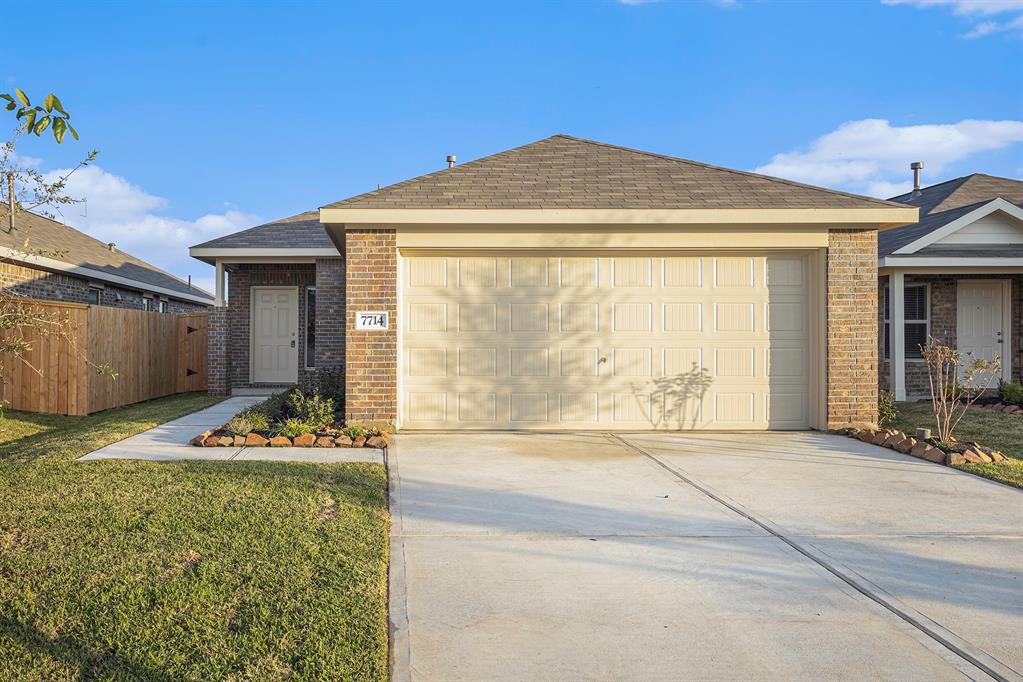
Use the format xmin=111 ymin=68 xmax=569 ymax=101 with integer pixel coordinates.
xmin=827 ymin=228 xmax=878 ymax=429
xmin=344 ymin=228 xmax=397 ymax=422
xmin=314 ymin=257 xmax=345 ymax=371
xmin=207 ymin=306 xmax=229 ymax=396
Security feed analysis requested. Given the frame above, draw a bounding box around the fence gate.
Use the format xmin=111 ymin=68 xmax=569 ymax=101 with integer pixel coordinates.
xmin=176 ymin=313 xmax=208 ymax=393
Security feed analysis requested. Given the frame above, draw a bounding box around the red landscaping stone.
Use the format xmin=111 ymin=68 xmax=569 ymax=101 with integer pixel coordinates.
xmin=871 ymin=430 xmax=892 ymax=446
xmin=232 ymin=435 xmax=246 ymax=447
xmin=353 ymin=436 xmax=367 ymax=448
xmin=204 ymin=435 xmax=220 ymax=447
xmin=293 ymin=433 xmax=316 ymax=447
xmin=315 ymin=436 xmax=336 ymax=448
xmin=190 ymin=431 xmax=210 ymax=447
xmin=269 ymin=436 xmax=292 ymax=447
xmin=894 ymin=438 xmax=917 ymax=454
xmin=882 ymin=432 xmax=906 ymax=448
xmin=366 ymin=436 xmax=388 ymax=449
xmin=962 ymin=450 xmax=985 ymax=464
xmin=947 ymin=452 xmax=966 ymax=466
xmin=335 ymin=435 xmax=353 ymax=447
xmin=918 ymin=446 xmax=946 ymax=464
xmin=856 ymin=429 xmax=877 ymax=443
xmin=245 ymin=433 xmax=269 ymax=447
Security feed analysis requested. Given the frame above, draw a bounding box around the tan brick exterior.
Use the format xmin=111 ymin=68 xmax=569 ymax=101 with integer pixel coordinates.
xmin=827 ymin=228 xmax=878 ymax=429
xmin=344 ymin=228 xmax=397 ymax=422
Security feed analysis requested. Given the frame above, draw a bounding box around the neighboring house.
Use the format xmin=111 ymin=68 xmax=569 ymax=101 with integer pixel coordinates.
xmin=1 ymin=206 xmax=213 ymax=312
xmin=191 ymin=135 xmax=917 ymax=430
xmin=879 ymin=173 xmax=1022 ymax=400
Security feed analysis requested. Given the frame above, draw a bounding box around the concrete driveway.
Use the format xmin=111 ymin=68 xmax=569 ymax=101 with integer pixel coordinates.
xmin=388 ymin=432 xmax=1023 ymax=681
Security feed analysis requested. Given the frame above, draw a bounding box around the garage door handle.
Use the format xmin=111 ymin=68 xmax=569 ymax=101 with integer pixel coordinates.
xmin=599 ymin=357 xmax=608 ymax=363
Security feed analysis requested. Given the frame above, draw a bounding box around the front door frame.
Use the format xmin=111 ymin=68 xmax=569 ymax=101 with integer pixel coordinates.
xmin=249 ymin=285 xmax=300 ymax=384
xmin=956 ymin=278 xmax=1012 ymax=383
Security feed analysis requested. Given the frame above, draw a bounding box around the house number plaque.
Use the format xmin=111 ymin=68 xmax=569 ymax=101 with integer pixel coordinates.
xmin=355 ymin=311 xmax=389 ymax=331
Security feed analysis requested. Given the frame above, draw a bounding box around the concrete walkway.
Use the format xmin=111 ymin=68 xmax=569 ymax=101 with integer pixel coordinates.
xmin=79 ymin=396 xmax=383 ymax=464
xmin=389 ymin=432 xmax=1023 ymax=681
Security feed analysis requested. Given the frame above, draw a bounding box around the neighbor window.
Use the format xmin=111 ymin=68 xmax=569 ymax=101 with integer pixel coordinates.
xmin=142 ymin=297 xmax=153 ymax=311
xmin=306 ymin=287 xmax=316 ymax=369
xmin=884 ymin=283 xmax=929 ymax=360
xmin=158 ymin=300 xmax=168 ymax=314
xmin=87 ymin=287 xmax=102 ymax=305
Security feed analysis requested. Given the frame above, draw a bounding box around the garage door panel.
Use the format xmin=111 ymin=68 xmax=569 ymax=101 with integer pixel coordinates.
xmin=401 ymin=252 xmax=812 ymax=430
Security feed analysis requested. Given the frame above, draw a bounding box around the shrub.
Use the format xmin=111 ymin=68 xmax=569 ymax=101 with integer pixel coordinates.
xmin=247 ymin=391 xmax=290 ymax=421
xmin=299 ymin=369 xmax=344 ymax=407
xmin=273 ymin=418 xmax=315 ymax=438
xmin=342 ymin=424 xmax=367 ymax=439
xmin=878 ymin=390 xmax=898 ymax=427
xmin=288 ymin=390 xmax=335 ymax=429
xmin=225 ymin=415 xmax=254 ymax=435
xmin=1000 ymin=380 xmax=1023 ymax=406
xmin=237 ymin=410 xmax=270 ymax=432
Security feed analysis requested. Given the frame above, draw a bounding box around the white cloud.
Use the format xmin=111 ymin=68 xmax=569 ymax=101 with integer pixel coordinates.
xmin=755 ymin=118 xmax=1023 ymax=197
xmin=882 ymin=0 xmax=1023 ymax=37
xmin=39 ymin=164 xmax=258 ymax=294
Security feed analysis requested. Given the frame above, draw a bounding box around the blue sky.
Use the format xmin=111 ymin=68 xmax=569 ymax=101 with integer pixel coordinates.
xmin=4 ymin=0 xmax=1022 ymax=292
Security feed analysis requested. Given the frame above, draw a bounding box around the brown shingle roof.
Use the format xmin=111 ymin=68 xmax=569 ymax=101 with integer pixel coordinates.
xmin=324 ymin=134 xmax=903 ymax=210
xmin=192 ymin=211 xmax=333 ymax=249
xmin=0 ymin=206 xmax=213 ymax=301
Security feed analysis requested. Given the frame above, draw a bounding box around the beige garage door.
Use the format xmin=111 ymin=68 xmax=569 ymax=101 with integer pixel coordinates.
xmin=400 ymin=252 xmax=813 ymax=430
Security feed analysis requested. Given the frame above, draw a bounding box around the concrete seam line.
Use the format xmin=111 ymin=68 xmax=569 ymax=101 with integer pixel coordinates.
xmin=386 ymin=439 xmax=413 ymax=682
xmin=607 ymin=433 xmax=1017 ymax=682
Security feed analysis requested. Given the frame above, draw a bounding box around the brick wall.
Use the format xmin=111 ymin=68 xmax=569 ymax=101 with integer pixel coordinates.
xmin=208 ymin=306 xmax=229 ymax=395
xmin=879 ymin=273 xmax=1023 ymax=396
xmin=224 ymin=263 xmax=317 ymax=389
xmin=344 ymin=229 xmax=397 ymax=422
xmin=827 ymin=229 xmax=878 ymax=428
xmin=0 ymin=260 xmax=208 ymax=313
xmin=314 ymin=257 xmax=345 ymax=371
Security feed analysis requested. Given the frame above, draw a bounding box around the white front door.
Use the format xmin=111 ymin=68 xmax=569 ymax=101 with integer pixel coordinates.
xmin=251 ymin=287 xmax=299 ymax=383
xmin=957 ymin=280 xmax=1006 ymax=385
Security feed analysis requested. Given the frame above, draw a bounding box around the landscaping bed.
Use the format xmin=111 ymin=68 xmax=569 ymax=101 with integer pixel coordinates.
xmin=837 ymin=424 xmax=1009 ymax=466
xmin=191 ymin=384 xmax=392 ymax=449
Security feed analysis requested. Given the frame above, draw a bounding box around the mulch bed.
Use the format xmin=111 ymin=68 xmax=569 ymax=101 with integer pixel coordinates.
xmin=836 ymin=426 xmax=1008 ymax=466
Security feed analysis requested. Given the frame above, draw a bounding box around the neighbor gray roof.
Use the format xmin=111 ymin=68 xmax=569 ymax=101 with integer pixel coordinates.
xmin=192 ymin=211 xmax=334 ymax=250
xmin=0 ymin=206 xmax=213 ymax=301
xmin=888 ymin=173 xmax=1023 ymax=216
xmin=323 ymin=134 xmax=904 ymax=210
xmin=880 ymin=174 xmax=1023 ymax=257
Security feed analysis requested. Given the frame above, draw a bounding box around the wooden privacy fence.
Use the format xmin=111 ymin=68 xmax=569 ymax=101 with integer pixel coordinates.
xmin=1 ymin=300 xmax=208 ymax=416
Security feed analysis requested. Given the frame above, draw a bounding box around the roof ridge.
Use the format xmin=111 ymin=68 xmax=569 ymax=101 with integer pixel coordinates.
xmin=552 ymin=134 xmax=906 ymax=208
xmin=320 ymin=136 xmax=562 ymax=210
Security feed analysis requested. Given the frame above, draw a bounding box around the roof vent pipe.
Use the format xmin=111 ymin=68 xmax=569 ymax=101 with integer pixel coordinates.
xmin=910 ymin=161 xmax=924 ymax=196
xmin=107 ymin=242 xmax=117 ymax=253
xmin=446 ymin=155 xmax=457 ymax=168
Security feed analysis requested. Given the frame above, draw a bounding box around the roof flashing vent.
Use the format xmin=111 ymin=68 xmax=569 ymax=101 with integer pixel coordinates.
xmin=910 ymin=161 xmax=924 ymax=197
xmin=446 ymin=155 xmax=457 ymax=169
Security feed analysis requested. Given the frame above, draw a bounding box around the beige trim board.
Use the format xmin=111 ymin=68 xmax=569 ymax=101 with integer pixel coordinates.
xmin=395 ymin=226 xmax=829 ymax=250
xmin=321 ymin=207 xmax=916 ymax=226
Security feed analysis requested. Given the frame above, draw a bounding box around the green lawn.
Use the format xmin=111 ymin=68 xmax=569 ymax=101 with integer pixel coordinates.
xmin=890 ymin=401 xmax=1023 ymax=489
xmin=0 ymin=393 xmax=389 ymax=681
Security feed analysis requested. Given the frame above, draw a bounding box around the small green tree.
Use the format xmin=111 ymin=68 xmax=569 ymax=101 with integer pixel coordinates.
xmin=922 ymin=337 xmax=1000 ymax=444
xmin=1 ymin=88 xmax=113 ymax=415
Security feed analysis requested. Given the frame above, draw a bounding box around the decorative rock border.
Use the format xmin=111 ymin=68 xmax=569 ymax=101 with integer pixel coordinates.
xmin=835 ymin=427 xmax=1008 ymax=466
xmin=190 ymin=430 xmax=389 ymax=449
xmin=978 ymin=402 xmax=1023 ymax=417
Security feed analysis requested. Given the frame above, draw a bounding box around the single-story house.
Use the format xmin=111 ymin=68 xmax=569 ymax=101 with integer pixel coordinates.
xmin=191 ymin=135 xmax=918 ymax=430
xmin=879 ymin=173 xmax=1022 ymax=400
xmin=1 ymin=205 xmax=212 ymax=312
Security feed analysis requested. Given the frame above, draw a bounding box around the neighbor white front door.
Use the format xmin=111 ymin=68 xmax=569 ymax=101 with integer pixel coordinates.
xmin=957 ymin=280 xmax=1007 ymax=384
xmin=251 ymin=287 xmax=299 ymax=383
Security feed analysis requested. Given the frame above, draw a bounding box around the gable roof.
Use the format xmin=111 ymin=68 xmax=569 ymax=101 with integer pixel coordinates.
xmin=888 ymin=173 xmax=1023 ymax=217
xmin=192 ymin=211 xmax=333 ymax=250
xmin=0 ymin=206 xmax=213 ymax=303
xmin=880 ymin=174 xmax=1023 ymax=258
xmin=323 ymin=135 xmax=905 ymax=211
